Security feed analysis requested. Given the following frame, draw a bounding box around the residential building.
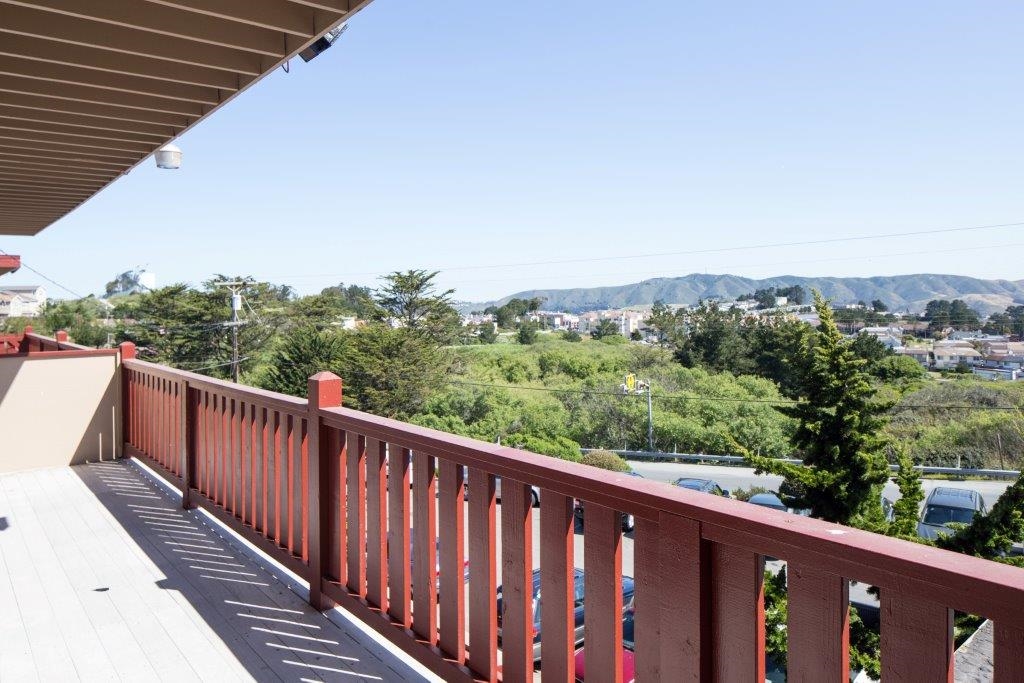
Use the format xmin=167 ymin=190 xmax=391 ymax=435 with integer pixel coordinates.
xmin=898 ymin=347 xmax=932 ymax=368
xmin=932 ymin=342 xmax=982 ymax=370
xmin=1 ymin=5 xmax=1022 ymax=681
xmin=0 ymin=285 xmax=46 ymax=317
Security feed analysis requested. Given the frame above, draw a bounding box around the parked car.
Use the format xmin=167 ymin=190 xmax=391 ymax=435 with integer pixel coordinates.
xmin=573 ymin=607 xmax=784 ymax=682
xmin=460 ymin=466 xmax=541 ymax=507
xmin=573 ymin=606 xmax=636 ymax=681
xmin=574 ymin=471 xmax=643 ymax=532
xmin=673 ymin=477 xmax=730 ymax=497
xmin=747 ymin=492 xmax=788 ymax=512
xmin=497 ymin=568 xmax=635 ymax=663
xmin=917 ymin=487 xmax=986 ymax=540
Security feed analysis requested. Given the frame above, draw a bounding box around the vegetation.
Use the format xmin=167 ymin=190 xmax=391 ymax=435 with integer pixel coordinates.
xmin=580 ymin=450 xmax=631 ymax=472
xmin=747 ymin=292 xmax=891 ymax=525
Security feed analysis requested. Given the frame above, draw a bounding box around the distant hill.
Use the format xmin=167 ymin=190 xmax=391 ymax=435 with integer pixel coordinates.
xmin=469 ymin=274 xmax=1024 ymax=316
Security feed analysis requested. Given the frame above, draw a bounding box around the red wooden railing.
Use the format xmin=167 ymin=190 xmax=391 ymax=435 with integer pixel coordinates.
xmin=0 ymin=327 xmax=113 ymax=357
xmin=121 ymin=357 xmax=1024 ymax=683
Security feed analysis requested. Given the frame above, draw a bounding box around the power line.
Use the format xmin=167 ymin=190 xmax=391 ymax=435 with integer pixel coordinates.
xmin=0 ymin=247 xmax=88 ymax=300
xmin=265 ymin=219 xmax=1024 ymax=281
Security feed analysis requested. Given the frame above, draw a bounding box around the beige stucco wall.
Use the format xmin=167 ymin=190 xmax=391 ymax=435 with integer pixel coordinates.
xmin=0 ymin=354 xmax=120 ymax=473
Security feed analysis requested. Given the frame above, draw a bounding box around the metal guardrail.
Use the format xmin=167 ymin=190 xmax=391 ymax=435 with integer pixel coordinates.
xmin=581 ymin=449 xmax=1021 ymax=479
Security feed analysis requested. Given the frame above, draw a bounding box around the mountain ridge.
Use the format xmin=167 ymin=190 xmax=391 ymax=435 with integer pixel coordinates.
xmin=469 ymin=273 xmax=1024 ymax=316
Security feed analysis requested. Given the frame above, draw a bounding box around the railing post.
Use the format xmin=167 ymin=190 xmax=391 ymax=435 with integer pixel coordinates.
xmin=19 ymin=325 xmax=32 ymax=353
xmin=118 ymin=342 xmax=136 ymax=457
xmin=307 ymin=371 xmax=342 ymax=611
xmin=55 ymin=330 xmax=68 ymax=346
xmin=180 ymin=379 xmax=194 ymax=509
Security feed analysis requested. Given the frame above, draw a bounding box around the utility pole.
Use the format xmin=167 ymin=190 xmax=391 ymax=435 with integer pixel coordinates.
xmin=624 ymin=374 xmax=655 ymax=452
xmin=214 ymin=280 xmax=251 ymax=382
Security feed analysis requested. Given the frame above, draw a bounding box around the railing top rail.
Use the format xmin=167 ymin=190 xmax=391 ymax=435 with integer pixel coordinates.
xmin=25 ymin=332 xmax=95 ymax=352
xmin=124 ymin=358 xmax=306 ymax=414
xmin=320 ymin=404 xmax=1024 ymax=621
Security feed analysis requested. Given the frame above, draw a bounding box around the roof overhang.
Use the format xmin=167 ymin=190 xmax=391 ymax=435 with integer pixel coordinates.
xmin=0 ymin=254 xmax=20 ymax=276
xmin=0 ymin=0 xmax=373 ymax=236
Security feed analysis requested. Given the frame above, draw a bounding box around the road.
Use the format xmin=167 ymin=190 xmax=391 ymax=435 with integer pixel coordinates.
xmin=627 ymin=461 xmax=1013 ymax=509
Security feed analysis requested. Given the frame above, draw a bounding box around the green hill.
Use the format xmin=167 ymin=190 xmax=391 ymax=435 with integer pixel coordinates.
xmin=472 ymin=273 xmax=1024 ymax=316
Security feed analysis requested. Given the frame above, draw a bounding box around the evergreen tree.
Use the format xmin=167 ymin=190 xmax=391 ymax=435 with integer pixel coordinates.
xmin=746 ymin=291 xmax=891 ymax=524
xmin=889 ymin=447 xmax=925 ymax=539
xmin=937 ymin=476 xmax=1024 ymax=565
xmin=261 ymin=326 xmax=348 ymax=397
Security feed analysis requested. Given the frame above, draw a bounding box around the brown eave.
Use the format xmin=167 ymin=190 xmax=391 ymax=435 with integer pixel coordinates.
xmin=0 ymin=0 xmax=374 ymax=236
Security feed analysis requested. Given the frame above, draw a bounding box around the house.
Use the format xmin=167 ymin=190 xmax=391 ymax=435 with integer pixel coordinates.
xmin=932 ymin=343 xmax=982 ymax=370
xmin=1 ymin=4 xmax=1023 ymax=680
xmin=898 ymin=347 xmax=932 ymax=368
xmin=0 ymin=285 xmax=46 ymax=317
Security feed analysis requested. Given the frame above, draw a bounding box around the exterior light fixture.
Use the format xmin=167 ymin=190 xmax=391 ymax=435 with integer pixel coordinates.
xmin=299 ymin=23 xmax=347 ymax=62
xmin=154 ymin=144 xmax=182 ymax=169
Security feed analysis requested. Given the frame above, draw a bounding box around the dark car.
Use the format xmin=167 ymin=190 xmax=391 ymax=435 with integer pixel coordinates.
xmin=747 ymin=492 xmax=788 ymax=512
xmin=574 ymin=471 xmax=643 ymax=532
xmin=573 ymin=606 xmax=636 ymax=682
xmin=497 ymin=568 xmax=635 ymax=663
xmin=574 ymin=607 xmax=783 ymax=682
xmin=918 ymin=487 xmax=986 ymax=540
xmin=673 ymin=477 xmax=730 ymax=497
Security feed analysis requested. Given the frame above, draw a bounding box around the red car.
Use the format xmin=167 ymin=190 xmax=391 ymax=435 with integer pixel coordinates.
xmin=572 ymin=607 xmax=636 ymax=682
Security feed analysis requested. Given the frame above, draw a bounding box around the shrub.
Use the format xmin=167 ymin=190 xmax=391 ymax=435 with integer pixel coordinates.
xmin=580 ymin=449 xmax=631 ymax=472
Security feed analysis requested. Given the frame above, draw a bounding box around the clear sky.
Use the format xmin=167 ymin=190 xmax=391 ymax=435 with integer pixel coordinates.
xmin=4 ymin=1 xmax=1024 ymax=304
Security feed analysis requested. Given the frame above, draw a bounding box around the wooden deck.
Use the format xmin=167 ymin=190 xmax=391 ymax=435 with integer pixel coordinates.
xmin=0 ymin=460 xmax=433 ymax=682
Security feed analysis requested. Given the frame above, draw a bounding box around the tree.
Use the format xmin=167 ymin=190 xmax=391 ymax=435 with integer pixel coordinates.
xmin=675 ymin=302 xmax=754 ymax=375
xmin=104 ymin=268 xmax=147 ymax=297
xmin=590 ymin=319 xmax=620 ymax=340
xmin=746 ymin=291 xmax=892 ymax=524
xmin=561 ymin=329 xmax=582 ymax=342
xmin=889 ymin=447 xmax=925 ymax=539
xmin=516 ymin=321 xmax=538 ymax=345
xmin=260 ymin=326 xmax=348 ymax=397
xmin=344 ymin=326 xmax=450 ymax=419
xmin=645 ymin=300 xmax=682 ymax=346
xmin=478 ymin=324 xmax=498 ymax=344
xmin=629 ymin=329 xmax=643 ymax=341
xmin=871 ymin=299 xmax=888 ymax=313
xmin=373 ymin=270 xmax=460 ymax=344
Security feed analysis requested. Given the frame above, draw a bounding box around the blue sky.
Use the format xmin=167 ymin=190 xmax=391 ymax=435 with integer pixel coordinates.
xmin=4 ymin=1 xmax=1024 ymax=303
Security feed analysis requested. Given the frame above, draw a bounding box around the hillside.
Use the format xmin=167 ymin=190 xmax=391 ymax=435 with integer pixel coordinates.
xmin=471 ymin=273 xmax=1024 ymax=315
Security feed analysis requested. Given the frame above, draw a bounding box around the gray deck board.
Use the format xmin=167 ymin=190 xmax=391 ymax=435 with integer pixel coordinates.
xmin=0 ymin=461 xmax=430 ymax=682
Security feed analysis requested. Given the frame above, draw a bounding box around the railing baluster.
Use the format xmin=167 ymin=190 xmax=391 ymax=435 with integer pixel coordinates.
xmin=365 ymin=438 xmax=388 ymax=612
xmin=326 ymin=428 xmax=346 ymax=585
xmin=787 ymin=563 xmax=849 ymax=682
xmin=467 ymin=468 xmax=496 ymax=681
xmin=257 ymin=406 xmax=267 ymax=535
xmin=880 ymin=594 xmax=953 ymax=682
xmin=347 ymin=432 xmax=367 ymax=595
xmin=412 ymin=450 xmax=436 ymax=644
xmin=387 ymin=445 xmax=411 ymax=628
xmin=241 ymin=401 xmax=251 ymax=524
xmin=995 ymin=620 xmax=1024 ymax=682
xmin=267 ymin=410 xmax=280 ymax=543
xmin=276 ymin=411 xmax=288 ymax=547
xmin=710 ymin=543 xmax=766 ymax=681
xmin=584 ymin=503 xmax=623 ymax=683
xmin=299 ymin=417 xmax=309 ymax=562
xmin=540 ymin=491 xmax=574 ymax=683
xmin=438 ymin=459 xmax=466 ymax=663
xmin=251 ymin=404 xmax=261 ymax=530
xmin=290 ymin=414 xmax=303 ymax=557
xmin=501 ymin=479 xmax=535 ymax=682
xmin=231 ymin=398 xmax=240 ymax=515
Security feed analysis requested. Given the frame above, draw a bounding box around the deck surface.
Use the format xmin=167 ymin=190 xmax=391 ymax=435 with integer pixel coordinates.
xmin=0 ymin=461 xmax=429 ymax=682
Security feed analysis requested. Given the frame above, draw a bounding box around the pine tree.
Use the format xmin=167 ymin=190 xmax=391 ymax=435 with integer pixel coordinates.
xmin=746 ymin=290 xmax=891 ymax=524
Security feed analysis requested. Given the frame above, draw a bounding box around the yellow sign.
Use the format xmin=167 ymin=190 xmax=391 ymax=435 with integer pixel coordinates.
xmin=625 ymin=374 xmax=636 ymax=392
